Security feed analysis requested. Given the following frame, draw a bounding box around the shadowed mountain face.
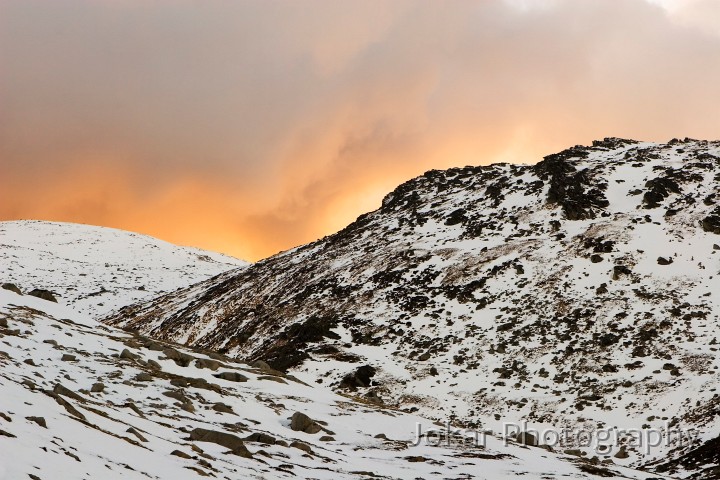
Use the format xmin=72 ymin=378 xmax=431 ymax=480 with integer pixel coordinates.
xmin=107 ymin=138 xmax=720 ymax=474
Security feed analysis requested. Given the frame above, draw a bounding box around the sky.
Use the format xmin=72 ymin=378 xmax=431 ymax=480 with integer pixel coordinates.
xmin=1 ymin=0 xmax=720 ymax=261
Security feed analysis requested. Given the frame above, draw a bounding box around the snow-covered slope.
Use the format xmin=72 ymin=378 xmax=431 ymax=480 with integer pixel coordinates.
xmin=0 ymin=220 xmax=246 ymax=317
xmin=107 ymin=138 xmax=720 ymax=477
xmin=0 ymin=289 xmax=668 ymax=480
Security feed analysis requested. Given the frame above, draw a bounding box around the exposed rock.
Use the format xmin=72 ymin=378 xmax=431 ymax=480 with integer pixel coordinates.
xmin=212 ymin=402 xmax=234 ymax=414
xmin=515 ymin=431 xmax=538 ymax=447
xmin=163 ymin=348 xmax=195 ymax=367
xmin=127 ymin=427 xmax=148 ymax=442
xmin=290 ymin=412 xmax=322 ymax=434
xmin=1 ymin=283 xmax=21 ymax=295
xmin=213 ymin=371 xmax=248 ymax=383
xmin=27 ymin=289 xmax=57 ymax=302
xmin=290 ymin=441 xmax=313 ymax=454
xmin=195 ymin=358 xmax=221 ymax=370
xmin=244 ymin=432 xmax=276 ymax=444
xmin=614 ymin=446 xmax=630 ymax=459
xmin=340 ymin=365 xmax=376 ymax=389
xmin=26 ymin=416 xmax=47 ymax=428
xmin=53 ymin=383 xmax=85 ymax=402
xmin=120 ymin=349 xmax=141 ymax=361
xmin=171 ymin=450 xmax=193 ymax=459
xmin=90 ymin=382 xmax=105 ymax=393
xmin=189 ymin=428 xmax=253 ymax=458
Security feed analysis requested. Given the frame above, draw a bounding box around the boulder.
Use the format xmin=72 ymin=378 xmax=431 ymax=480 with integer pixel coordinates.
xmin=189 ymin=428 xmax=253 ymax=458
xmin=515 ymin=431 xmax=538 ymax=446
xmin=244 ymin=432 xmax=277 ymax=444
xmin=195 ymin=358 xmax=221 ymax=371
xmin=26 ymin=416 xmax=47 ymax=428
xmin=213 ymin=372 xmax=248 ymax=383
xmin=290 ymin=412 xmax=322 ymax=434
xmin=120 ymin=349 xmax=141 ymax=361
xmin=28 ymin=289 xmax=57 ymax=302
xmin=290 ymin=441 xmax=313 ymax=454
xmin=171 ymin=450 xmax=193 ymax=459
xmin=1 ymin=283 xmax=21 ymax=295
xmin=212 ymin=403 xmax=234 ymax=414
xmin=340 ymin=365 xmax=376 ymax=388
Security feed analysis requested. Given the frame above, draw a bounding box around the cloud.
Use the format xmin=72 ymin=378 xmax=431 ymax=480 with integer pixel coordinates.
xmin=1 ymin=0 xmax=720 ymax=260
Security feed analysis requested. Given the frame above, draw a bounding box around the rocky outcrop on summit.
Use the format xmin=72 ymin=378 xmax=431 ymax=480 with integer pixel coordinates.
xmin=107 ymin=138 xmax=720 ymax=473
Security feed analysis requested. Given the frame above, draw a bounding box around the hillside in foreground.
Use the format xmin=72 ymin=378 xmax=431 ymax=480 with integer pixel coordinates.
xmin=0 ymin=288 xmax=668 ymax=479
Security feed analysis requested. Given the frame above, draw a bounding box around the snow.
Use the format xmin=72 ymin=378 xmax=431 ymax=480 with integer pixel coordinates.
xmin=0 ymin=289 xmax=669 ymax=479
xmin=105 ymin=138 xmax=720 ymax=476
xmin=0 ymin=220 xmax=246 ymax=317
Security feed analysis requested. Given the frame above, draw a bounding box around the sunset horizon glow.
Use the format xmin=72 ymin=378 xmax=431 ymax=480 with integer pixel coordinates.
xmin=2 ymin=0 xmax=720 ymax=261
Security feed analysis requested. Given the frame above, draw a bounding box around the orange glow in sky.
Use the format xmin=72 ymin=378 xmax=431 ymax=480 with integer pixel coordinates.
xmin=2 ymin=0 xmax=720 ymax=261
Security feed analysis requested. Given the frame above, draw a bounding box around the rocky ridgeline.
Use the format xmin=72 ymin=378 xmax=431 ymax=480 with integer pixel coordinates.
xmin=107 ymin=138 xmax=720 ymax=477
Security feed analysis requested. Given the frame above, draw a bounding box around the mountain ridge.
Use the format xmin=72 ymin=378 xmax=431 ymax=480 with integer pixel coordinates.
xmin=106 ymin=137 xmax=720 ymax=477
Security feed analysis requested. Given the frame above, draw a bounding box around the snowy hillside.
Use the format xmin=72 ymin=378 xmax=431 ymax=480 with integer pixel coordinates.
xmin=0 ymin=220 xmax=246 ymax=317
xmin=107 ymin=138 xmax=720 ymax=477
xmin=0 ymin=288 xmax=669 ymax=480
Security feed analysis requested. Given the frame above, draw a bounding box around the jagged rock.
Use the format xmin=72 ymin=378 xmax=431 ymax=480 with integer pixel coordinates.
xmin=189 ymin=428 xmax=253 ymax=458
xmin=1 ymin=283 xmax=21 ymax=295
xmin=195 ymin=358 xmax=221 ymax=370
xmin=147 ymin=359 xmax=162 ymax=370
xmin=614 ymin=446 xmax=629 ymax=459
xmin=163 ymin=348 xmax=194 ymax=367
xmin=90 ymin=382 xmax=105 ymax=393
xmin=171 ymin=450 xmax=193 ymax=459
xmin=169 ymin=376 xmax=221 ymax=392
xmin=290 ymin=412 xmax=322 ymax=434
xmin=612 ymin=265 xmax=632 ymax=280
xmin=127 ymin=427 xmax=148 ymax=442
xmin=565 ymin=449 xmax=585 ymax=457
xmin=515 ymin=431 xmax=538 ymax=447
xmin=120 ymin=348 xmax=141 ymax=361
xmin=213 ymin=371 xmax=248 ymax=383
xmin=406 ymin=456 xmax=428 ymax=462
xmin=47 ymin=392 xmax=86 ymax=420
xmin=26 ymin=416 xmax=47 ymax=428
xmin=212 ymin=402 xmax=234 ymax=414
xmin=340 ymin=365 xmax=376 ymax=388
xmin=657 ymin=256 xmax=673 ymax=265
xmin=27 ymin=289 xmax=57 ymax=302
xmin=701 ymin=212 xmax=720 ymax=234
xmin=244 ymin=432 xmax=276 ymax=444
xmin=290 ymin=441 xmax=313 ymax=454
